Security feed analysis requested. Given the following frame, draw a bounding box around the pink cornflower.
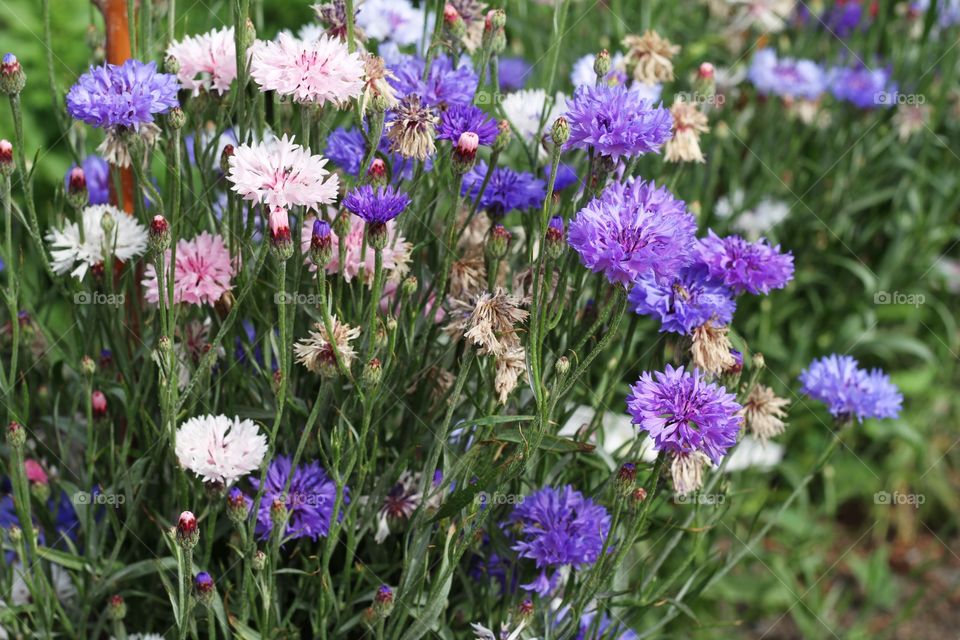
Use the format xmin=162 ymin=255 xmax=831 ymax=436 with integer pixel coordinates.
xmin=249 ymin=32 xmax=364 ymax=105
xmin=166 ymin=26 xmax=239 ymax=95
xmin=227 ymin=134 xmax=339 ymax=213
xmin=300 ymin=216 xmax=411 ymax=286
xmin=143 ymin=232 xmax=236 ymax=306
xmin=24 ymin=459 xmax=48 ymax=485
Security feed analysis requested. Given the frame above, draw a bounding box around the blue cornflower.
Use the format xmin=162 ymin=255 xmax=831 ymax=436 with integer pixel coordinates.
xmin=65 ymin=156 xmax=111 ymax=205
xmin=461 ymin=161 xmax=545 ymax=217
xmin=343 ymin=185 xmax=411 ymax=225
xmin=249 ymin=456 xmax=345 ymax=541
xmin=437 ymin=104 xmax=499 ymax=146
xmin=827 ymin=62 xmax=897 ymax=108
xmin=563 ymin=84 xmax=672 ymax=160
xmin=388 ymin=53 xmax=478 ymax=108
xmin=629 ymin=264 xmax=737 ymax=334
xmin=568 ymin=179 xmax=697 ymax=286
xmin=66 ymin=59 xmax=179 ymax=130
xmin=748 ymin=49 xmax=827 ymax=101
xmin=799 ymin=355 xmax=903 ymax=421
xmin=507 ymin=485 xmax=611 ymax=596
xmin=496 ymin=57 xmax=532 ymax=91
xmin=627 ymin=365 xmax=742 ymax=465
xmin=696 ymin=230 xmax=794 ymax=295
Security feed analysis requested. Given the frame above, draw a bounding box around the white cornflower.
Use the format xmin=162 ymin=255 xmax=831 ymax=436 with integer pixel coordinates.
xmin=175 ymin=414 xmax=268 ymax=485
xmin=501 ymin=89 xmax=568 ymax=143
xmin=356 ymin=0 xmax=426 ymax=45
xmin=733 ymin=198 xmax=790 ymax=239
xmin=45 ymin=204 xmax=148 ymax=279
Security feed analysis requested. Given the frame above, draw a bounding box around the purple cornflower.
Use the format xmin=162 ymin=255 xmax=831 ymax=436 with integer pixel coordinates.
xmin=799 ymin=354 xmax=903 ymax=421
xmin=325 ymin=127 xmax=369 ymax=176
xmin=437 ymin=103 xmax=499 ymax=146
xmin=574 ymin=612 xmax=639 ymax=640
xmin=65 ymin=156 xmax=111 ymax=205
xmin=507 ymin=485 xmax=611 ymax=596
xmin=66 ymin=59 xmax=179 ymax=130
xmin=627 ymin=365 xmax=742 ymax=464
xmin=249 ymin=456 xmax=344 ymax=540
xmin=629 ymin=264 xmax=737 ymax=334
xmin=563 ymin=84 xmax=672 ymax=160
xmin=388 ymin=53 xmax=478 ymax=108
xmin=343 ymin=184 xmax=410 ymax=224
xmin=748 ymin=49 xmax=827 ymax=101
xmin=568 ymin=179 xmax=697 ymax=286
xmin=549 ymin=163 xmax=581 ymax=192
xmin=496 ymin=56 xmax=532 ymax=91
xmin=461 ymin=161 xmax=546 ymax=217
xmin=696 ymin=231 xmax=794 ymax=295
xmin=827 ymin=63 xmax=897 ymax=108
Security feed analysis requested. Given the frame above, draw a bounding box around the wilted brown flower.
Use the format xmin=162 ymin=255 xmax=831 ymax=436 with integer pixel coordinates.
xmin=446 ymin=288 xmax=529 ymax=356
xmin=494 ymin=346 xmax=526 ymax=405
xmin=622 ymin=31 xmax=680 ymax=85
xmin=690 ymin=321 xmax=736 ymax=375
xmin=740 ymin=384 xmax=789 ymax=441
xmin=665 ymin=99 xmax=709 ymax=163
xmin=294 ymin=316 xmax=360 ymax=377
xmin=387 ymin=96 xmax=438 ymax=161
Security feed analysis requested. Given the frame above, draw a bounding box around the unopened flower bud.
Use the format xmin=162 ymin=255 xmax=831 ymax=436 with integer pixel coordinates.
xmin=517 ymin=599 xmax=534 ymax=620
xmin=270 ymin=498 xmax=287 ymax=533
xmin=7 ymin=525 xmax=21 ymax=543
xmin=226 ymin=487 xmax=250 ymax=525
xmin=194 ymin=571 xmax=216 ymax=606
xmin=0 ymin=139 xmax=13 ymax=177
xmin=555 ymin=355 xmax=570 ymax=376
xmin=176 ymin=511 xmax=199 ymax=549
xmin=493 ymin=119 xmax=511 ymax=153
xmin=632 ymin=487 xmax=648 ymax=504
xmin=166 ymin=106 xmax=186 ymax=130
xmin=551 ymin=116 xmax=570 ymax=146
xmin=452 ymin=131 xmax=479 ymax=174
xmin=100 ymin=210 xmax=116 ymax=238
xmin=486 ymin=223 xmax=511 ymax=260
xmin=80 ymin=355 xmax=96 ymax=377
xmin=333 ymin=209 xmax=352 ymax=242
xmin=251 ymin=549 xmax=266 ymax=571
xmin=67 ymin=167 xmax=89 ymax=209
xmin=374 ymin=585 xmax=394 ymax=618
xmin=752 ymin=352 xmax=765 ymax=370
xmin=6 ymin=421 xmax=25 ymax=449
xmin=1 ymin=54 xmax=26 ymax=95
xmin=594 ymin=49 xmax=611 ymax=79
xmin=371 ymin=92 xmax=390 ymax=114
xmin=92 ymin=390 xmax=108 ymax=419
xmin=362 ymin=358 xmax=382 ymax=389
xmin=220 ymin=144 xmax=234 ymax=175
xmin=401 ymin=275 xmax=418 ymax=297
xmin=366 ymin=222 xmax=389 ymax=251
xmin=698 ymin=62 xmax=715 ymax=80
xmin=310 ymin=219 xmax=333 ymax=267
xmin=268 ymin=207 xmax=294 ymax=260
xmin=616 ymin=462 xmax=637 ymax=496
xmin=241 ymin=18 xmax=256 ymax=51
xmin=30 ymin=481 xmax=50 ymax=503
xmin=164 ymin=54 xmax=181 ymax=75
xmin=443 ymin=4 xmax=467 ymax=39
xmin=107 ymin=594 xmax=126 ymax=621
xmin=149 ymin=215 xmax=171 ymax=255
xmin=545 ymin=215 xmax=566 ymax=259
xmin=367 ymin=157 xmax=388 ymax=187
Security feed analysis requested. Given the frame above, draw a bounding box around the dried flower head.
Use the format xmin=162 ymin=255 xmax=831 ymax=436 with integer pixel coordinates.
xmin=670 ymin=451 xmax=711 ymax=495
xmin=494 ymin=346 xmax=526 ymax=404
xmin=740 ymin=384 xmax=789 ymax=441
xmin=622 ymin=30 xmax=680 ymax=85
xmin=386 ymin=95 xmax=439 ymax=161
xmin=446 ymin=288 xmax=529 ymax=356
xmin=360 ymin=52 xmax=399 ymax=113
xmin=295 ymin=316 xmax=361 ymax=376
xmin=690 ymin=321 xmax=737 ymax=375
xmin=665 ymin=99 xmax=709 ymax=163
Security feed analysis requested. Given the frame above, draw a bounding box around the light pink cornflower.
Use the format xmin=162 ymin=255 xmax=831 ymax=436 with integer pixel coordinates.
xmin=166 ymin=26 xmax=239 ymax=95
xmin=300 ymin=216 xmax=411 ymax=286
xmin=249 ymin=32 xmax=364 ymax=105
xmin=227 ymin=134 xmax=339 ymax=213
xmin=175 ymin=414 xmax=268 ymax=485
xmin=24 ymin=459 xmax=48 ymax=485
xmin=143 ymin=232 xmax=235 ymax=306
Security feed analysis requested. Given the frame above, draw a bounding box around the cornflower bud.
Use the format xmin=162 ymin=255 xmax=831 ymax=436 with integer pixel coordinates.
xmin=493 ymin=119 xmax=511 ymax=153
xmin=0 ymin=139 xmax=13 ymax=177
xmin=149 ymin=215 xmax=171 ymax=256
xmin=92 ymin=390 xmax=108 ymax=419
xmin=594 ymin=49 xmax=612 ymax=80
xmin=517 ymin=599 xmax=534 ymax=620
xmin=164 ymin=54 xmax=180 ymax=75
xmin=485 ymin=223 xmax=511 ymax=260
xmin=166 ymin=106 xmax=186 ymax=130
xmin=551 ymin=116 xmax=570 ymax=146
xmin=6 ymin=421 xmax=25 ymax=449
xmin=545 ymin=216 xmax=566 ymax=259
xmin=226 ymin=487 xmax=250 ymax=525
xmin=107 ymin=594 xmax=127 ymax=621
xmin=374 ymin=585 xmax=394 ymax=618
xmin=220 ymin=144 xmax=234 ymax=175
xmin=67 ymin=167 xmax=89 ymax=209
xmin=452 ymin=131 xmax=479 ymax=174
xmin=0 ymin=54 xmax=26 ymax=96
xmin=362 ymin=358 xmax=383 ymax=389
xmin=80 ymin=354 xmax=96 ymax=377
xmin=310 ymin=219 xmax=333 ymax=268
xmin=616 ymin=462 xmax=637 ymax=497
xmin=367 ymin=157 xmax=388 ymax=187
xmin=176 ymin=511 xmax=199 ymax=550
xmin=194 ymin=572 xmax=216 ymax=607
xmin=251 ymin=549 xmax=267 ymax=571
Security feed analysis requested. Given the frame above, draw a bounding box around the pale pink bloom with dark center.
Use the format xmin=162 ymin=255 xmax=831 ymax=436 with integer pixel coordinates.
xmin=143 ymin=232 xmax=236 ymax=306
xmin=299 ymin=216 xmax=411 ymax=287
xmin=166 ymin=26 xmax=239 ymax=95
xmin=227 ymin=134 xmax=339 ymax=213
xmin=249 ymin=32 xmax=364 ymax=105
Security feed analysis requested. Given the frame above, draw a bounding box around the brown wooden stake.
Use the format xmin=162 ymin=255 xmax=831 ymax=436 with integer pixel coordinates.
xmin=100 ymin=0 xmax=136 ymax=215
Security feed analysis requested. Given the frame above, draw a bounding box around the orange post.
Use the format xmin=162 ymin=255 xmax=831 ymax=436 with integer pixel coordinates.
xmin=100 ymin=0 xmax=136 ymax=215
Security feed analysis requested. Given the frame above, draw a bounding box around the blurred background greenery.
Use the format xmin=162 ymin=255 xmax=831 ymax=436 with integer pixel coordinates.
xmin=4 ymin=0 xmax=959 ymax=637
